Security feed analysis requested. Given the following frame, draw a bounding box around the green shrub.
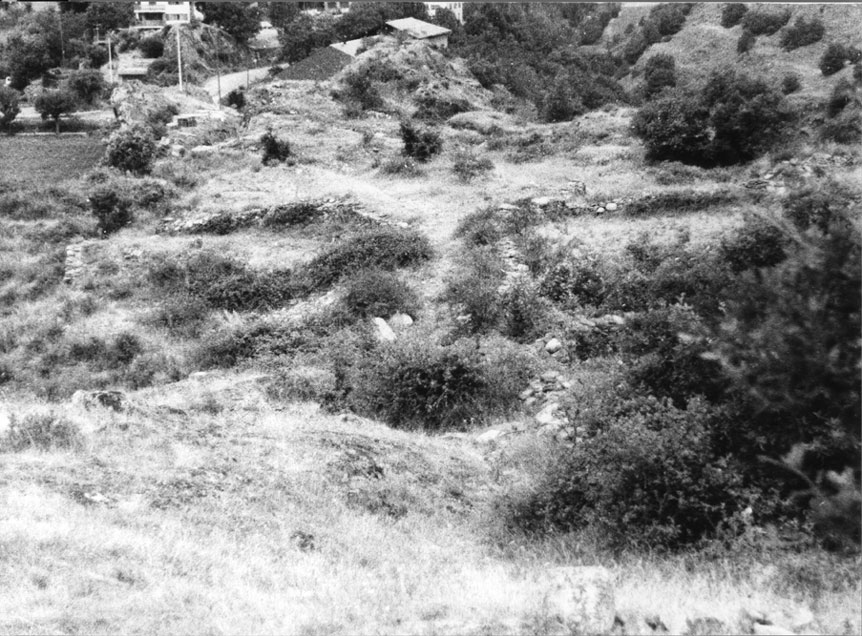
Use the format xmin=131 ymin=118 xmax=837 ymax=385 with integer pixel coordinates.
xmin=820 ymin=43 xmax=850 ymax=76
xmin=261 ymin=130 xmax=292 ymax=165
xmin=782 ymin=184 xmax=854 ymax=233
xmin=345 ymin=335 xmax=533 ymax=431
xmin=820 ymin=108 xmax=862 ymax=144
xmin=2 ymin=412 xmax=83 ymax=452
xmin=0 ymin=86 xmax=20 ymax=129
xmin=261 ymin=202 xmax=323 ymax=228
xmin=443 ymin=248 xmax=504 ymax=335
xmin=301 ymin=228 xmax=433 ymax=292
xmin=225 ymin=87 xmax=245 ymax=110
xmin=89 ymin=185 xmax=133 ymax=236
xmin=341 ymin=269 xmax=420 ymax=320
xmin=643 ymin=53 xmax=676 ymax=99
xmin=518 ymin=396 xmax=749 ymax=549
xmin=399 ymin=121 xmax=442 ymax=162
xmin=632 ymin=90 xmax=711 ymax=164
xmin=138 ymin=35 xmax=164 ymax=58
xmin=451 ymin=151 xmax=494 ymax=182
xmin=720 ymin=213 xmax=788 ymax=272
xmin=499 ymin=278 xmax=554 ymax=343
xmin=737 ymin=29 xmax=756 ymax=54
xmin=66 ymin=69 xmax=106 ymax=105
xmin=453 ymin=207 xmax=505 ymax=246
xmin=104 ymin=124 xmax=158 ymax=174
xmin=720 ymin=3 xmax=748 ymax=29
xmin=540 ymin=254 xmax=606 ymax=310
xmin=781 ymin=73 xmax=801 ymax=94
xmin=741 ymin=8 xmax=790 ymax=36
xmin=380 ymin=155 xmax=422 ymax=177
xmin=780 ymin=16 xmax=824 ymax=51
xmin=340 ymin=67 xmax=384 ymax=111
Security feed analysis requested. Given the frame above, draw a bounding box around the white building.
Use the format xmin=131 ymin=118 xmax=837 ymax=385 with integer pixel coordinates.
xmin=133 ymin=1 xmax=197 ymax=29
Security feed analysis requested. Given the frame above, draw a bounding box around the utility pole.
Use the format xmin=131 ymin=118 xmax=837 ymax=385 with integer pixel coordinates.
xmin=58 ymin=9 xmax=66 ymax=67
xmin=215 ymin=28 xmax=221 ymax=106
xmin=176 ymin=24 xmax=183 ymax=91
xmin=106 ymin=32 xmax=113 ymax=83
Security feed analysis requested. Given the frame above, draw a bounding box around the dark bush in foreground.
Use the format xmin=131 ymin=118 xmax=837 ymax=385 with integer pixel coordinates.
xmin=819 ymin=43 xmax=856 ymax=77
xmin=631 ymin=91 xmax=711 ymax=164
xmin=741 ymin=8 xmax=790 ymax=36
xmin=341 ymin=269 xmax=420 ymax=320
xmin=261 ymin=130 xmax=292 ymax=165
xmin=516 ymin=396 xmax=750 ymax=549
xmin=781 ymin=73 xmax=801 ymax=94
xmin=301 ymin=228 xmax=432 ymax=291
xmin=780 ymin=16 xmax=824 ymax=51
xmin=344 ymin=336 xmax=534 ymax=431
xmin=104 ymin=125 xmax=157 ymax=174
xmin=89 ymin=185 xmax=133 ymax=236
xmin=400 ymin=121 xmax=442 ymax=162
xmin=720 ymin=3 xmax=748 ymax=29
xmin=138 ymin=35 xmax=164 ymax=58
xmin=66 ymin=69 xmax=106 ymax=106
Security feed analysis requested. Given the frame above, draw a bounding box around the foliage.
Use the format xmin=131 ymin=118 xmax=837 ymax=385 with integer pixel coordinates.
xmin=451 ymin=150 xmax=494 ymax=182
xmin=443 ymin=247 xmax=504 ymax=335
xmin=517 ymin=396 xmax=750 ymax=549
xmin=0 ymin=86 xmax=20 ymax=129
xmin=66 ymin=69 xmax=106 ymax=106
xmin=2 ymin=412 xmax=82 ymax=452
xmin=343 ymin=335 xmax=534 ymax=431
xmin=826 ymin=78 xmax=857 ymax=118
xmin=741 ymin=8 xmax=791 ymax=36
xmin=737 ymin=29 xmax=756 ymax=54
xmin=104 ymin=124 xmax=157 ymax=174
xmin=541 ymin=78 xmax=583 ymax=123
xmin=643 ymin=53 xmax=677 ymax=100
xmin=260 ymin=130 xmax=292 ymax=165
xmin=334 ymin=2 xmax=427 ymax=41
xmin=626 ymin=188 xmax=738 ymax=217
xmin=781 ymin=73 xmax=801 ymax=95
xmin=339 ymin=66 xmax=384 ymax=112
xmin=278 ymin=13 xmax=336 ymax=63
xmin=263 ymin=1 xmax=300 ymax=30
xmin=89 ymin=184 xmax=133 ymax=236
xmin=34 ymin=90 xmax=76 ymax=133
xmin=380 ymin=156 xmax=422 ymax=177
xmin=819 ymin=43 xmax=852 ymax=77
xmin=780 ymin=16 xmax=825 ymax=51
xmin=200 ymin=2 xmax=262 ymax=44
xmin=399 ymin=121 xmax=442 ymax=162
xmin=300 ymin=228 xmax=433 ymax=292
xmin=84 ymin=1 xmax=134 ymax=32
xmin=720 ymin=213 xmax=788 ymax=272
xmin=633 ymin=70 xmax=790 ymax=166
xmin=225 ymin=87 xmax=245 ymax=110
xmin=720 ymin=3 xmax=748 ymax=29
xmin=138 ymin=35 xmax=164 ymax=59
xmin=341 ymin=269 xmax=420 ymax=320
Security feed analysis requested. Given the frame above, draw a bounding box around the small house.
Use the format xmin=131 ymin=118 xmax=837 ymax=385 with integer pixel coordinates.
xmin=385 ymin=18 xmax=452 ymax=48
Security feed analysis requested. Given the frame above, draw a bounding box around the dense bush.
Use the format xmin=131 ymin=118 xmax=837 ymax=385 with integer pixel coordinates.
xmin=741 ymin=8 xmax=791 ymax=36
xmin=737 ymin=29 xmax=756 ymax=54
xmin=518 ymin=396 xmax=749 ymax=549
xmin=66 ymin=69 xmax=106 ymax=106
xmin=451 ymin=151 xmax=494 ymax=182
xmin=720 ymin=213 xmax=788 ymax=272
xmin=225 ymin=87 xmax=245 ymax=110
xmin=827 ymin=78 xmax=857 ymax=118
xmin=341 ymin=269 xmax=420 ymax=320
xmin=104 ymin=125 xmax=157 ymax=174
xmin=781 ymin=73 xmax=801 ymax=94
xmin=138 ymin=35 xmax=164 ymax=58
xmin=339 ymin=67 xmax=384 ymax=112
xmin=780 ymin=16 xmax=825 ymax=51
xmin=643 ymin=53 xmax=676 ymax=100
xmin=399 ymin=121 xmax=442 ymax=162
xmin=443 ymin=247 xmax=505 ymax=334
xmin=0 ymin=86 xmax=21 ymax=129
xmin=300 ymin=228 xmax=433 ymax=292
xmin=89 ymin=185 xmax=133 ymax=236
xmin=720 ymin=3 xmax=748 ymax=29
xmin=820 ymin=43 xmax=852 ymax=77
xmin=343 ymin=335 xmax=534 ymax=431
xmin=260 ymin=130 xmax=292 ymax=165
xmin=633 ymin=70 xmax=790 ymax=165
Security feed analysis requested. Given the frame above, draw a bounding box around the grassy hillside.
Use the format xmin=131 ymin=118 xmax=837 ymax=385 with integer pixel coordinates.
xmin=1 ymin=3 xmax=860 ymax=634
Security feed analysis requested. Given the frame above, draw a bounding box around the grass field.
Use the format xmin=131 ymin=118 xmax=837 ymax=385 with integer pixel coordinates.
xmin=0 ymin=136 xmax=105 ymax=187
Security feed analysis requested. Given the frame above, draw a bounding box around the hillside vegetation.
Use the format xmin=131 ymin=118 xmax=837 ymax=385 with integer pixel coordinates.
xmin=0 ymin=2 xmax=860 ymax=634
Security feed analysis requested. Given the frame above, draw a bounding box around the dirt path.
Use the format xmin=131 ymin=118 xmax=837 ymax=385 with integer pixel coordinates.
xmin=202 ymin=67 xmax=272 ymax=103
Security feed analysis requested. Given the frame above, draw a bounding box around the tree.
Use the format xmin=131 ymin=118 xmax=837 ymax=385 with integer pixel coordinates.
xmin=66 ymin=68 xmax=106 ymax=106
xmin=631 ymin=90 xmax=711 ymax=164
xmin=0 ymin=86 xmax=20 ymax=130
xmin=104 ymin=124 xmax=158 ymax=174
xmin=262 ymin=1 xmax=300 ymax=30
xmin=197 ymin=2 xmax=261 ymax=44
xmin=84 ymin=2 xmax=134 ymax=33
xmin=643 ymin=53 xmax=676 ymax=99
xmin=279 ymin=13 xmax=335 ymax=63
xmin=34 ymin=89 xmax=76 ymax=133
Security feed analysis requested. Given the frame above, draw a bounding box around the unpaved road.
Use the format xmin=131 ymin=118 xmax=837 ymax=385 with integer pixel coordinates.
xmin=202 ymin=67 xmax=272 ymax=103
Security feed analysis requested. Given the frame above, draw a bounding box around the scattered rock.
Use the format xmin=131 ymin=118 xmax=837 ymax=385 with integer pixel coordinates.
xmin=541 ymin=566 xmax=616 ymax=635
xmin=388 ymin=313 xmax=414 ymax=329
xmin=71 ymin=390 xmax=128 ymax=413
xmin=535 ymin=402 xmax=565 ymax=427
xmin=606 ymin=202 xmax=619 ymax=212
xmin=545 ymin=338 xmax=562 ymax=354
xmin=475 ymin=429 xmax=505 ymax=444
xmin=372 ymin=317 xmax=396 ymax=342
